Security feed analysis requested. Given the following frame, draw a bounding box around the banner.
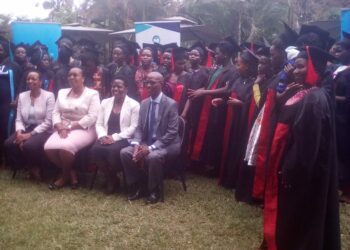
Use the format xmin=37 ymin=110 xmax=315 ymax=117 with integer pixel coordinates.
xmin=11 ymin=21 xmax=61 ymax=60
xmin=341 ymin=8 xmax=350 ymax=38
xmin=135 ymin=21 xmax=180 ymax=47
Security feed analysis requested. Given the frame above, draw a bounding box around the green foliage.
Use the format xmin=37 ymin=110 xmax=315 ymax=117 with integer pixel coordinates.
xmin=179 ymin=0 xmax=290 ymax=43
xmin=49 ymin=6 xmax=76 ymax=24
xmin=4 ymin=0 xmax=345 ymax=43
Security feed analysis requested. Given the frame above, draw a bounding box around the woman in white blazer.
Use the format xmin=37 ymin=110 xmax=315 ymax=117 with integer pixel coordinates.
xmin=90 ymin=75 xmax=140 ymax=194
xmin=4 ymin=70 xmax=55 ymax=180
xmin=44 ymin=67 xmax=100 ymax=189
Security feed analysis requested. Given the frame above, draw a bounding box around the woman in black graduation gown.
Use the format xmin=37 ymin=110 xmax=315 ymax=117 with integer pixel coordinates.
xmin=162 ymin=46 xmax=189 ymax=107
xmin=262 ymin=46 xmax=340 ymax=250
xmin=181 ymin=42 xmax=209 ymax=155
xmin=235 ymin=55 xmax=273 ymax=203
xmin=53 ymin=36 xmax=74 ymax=95
xmin=0 ymin=37 xmax=21 ymax=165
xmin=332 ymin=39 xmax=350 ymax=203
xmin=106 ymin=38 xmax=138 ymax=101
xmin=212 ymin=50 xmax=259 ymax=190
xmin=188 ymin=39 xmax=239 ymax=174
xmin=19 ymin=42 xmax=55 ymax=93
xmin=13 ymin=43 xmax=35 ymax=90
xmin=80 ymin=48 xmax=109 ymax=99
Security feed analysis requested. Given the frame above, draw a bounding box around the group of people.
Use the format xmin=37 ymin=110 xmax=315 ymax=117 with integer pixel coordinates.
xmin=0 ymin=22 xmax=349 ymax=249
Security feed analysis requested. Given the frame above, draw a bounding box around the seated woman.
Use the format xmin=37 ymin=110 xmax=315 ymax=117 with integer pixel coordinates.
xmin=44 ymin=67 xmax=100 ymax=189
xmin=4 ymin=70 xmax=55 ymax=180
xmin=90 ymin=76 xmax=140 ymax=194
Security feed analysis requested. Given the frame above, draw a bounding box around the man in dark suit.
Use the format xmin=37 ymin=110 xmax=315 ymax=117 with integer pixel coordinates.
xmin=120 ymin=71 xmax=180 ymax=204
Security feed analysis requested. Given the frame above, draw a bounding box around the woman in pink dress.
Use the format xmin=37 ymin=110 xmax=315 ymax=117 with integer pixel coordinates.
xmin=44 ymin=67 xmax=100 ymax=189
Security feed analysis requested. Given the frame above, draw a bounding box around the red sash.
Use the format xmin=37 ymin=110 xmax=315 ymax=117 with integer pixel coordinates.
xmin=252 ymin=89 xmax=276 ymax=199
xmin=247 ymin=96 xmax=257 ymax=129
xmin=173 ymin=84 xmax=184 ymax=103
xmin=190 ymin=77 xmax=221 ymax=161
xmin=218 ymin=92 xmax=237 ymax=184
xmin=264 ymin=122 xmax=289 ymax=250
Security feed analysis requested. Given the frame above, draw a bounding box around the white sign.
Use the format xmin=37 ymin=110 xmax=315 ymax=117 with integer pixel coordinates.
xmin=135 ymin=21 xmax=181 ymax=47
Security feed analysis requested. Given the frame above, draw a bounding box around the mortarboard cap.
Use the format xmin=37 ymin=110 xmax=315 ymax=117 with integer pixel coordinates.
xmin=113 ymin=36 xmax=140 ymax=56
xmin=298 ymin=25 xmax=330 ymax=50
xmin=240 ymin=48 xmax=260 ymax=65
xmin=159 ymin=43 xmax=178 ymax=53
xmin=255 ymin=46 xmax=271 ymax=57
xmin=277 ymin=21 xmax=299 ymax=48
xmin=28 ymin=41 xmax=49 ymax=66
xmin=297 ymin=46 xmax=336 ymax=75
xmin=241 ymin=42 xmax=265 ymax=54
xmin=172 ymin=47 xmax=188 ymax=61
xmin=56 ymin=35 xmax=74 ymax=50
xmin=223 ymin=36 xmax=241 ymax=54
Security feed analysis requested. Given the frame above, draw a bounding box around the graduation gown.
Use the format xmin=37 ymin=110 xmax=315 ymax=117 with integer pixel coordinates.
xmin=0 ymin=59 xmax=21 ymax=162
xmin=263 ymin=82 xmax=340 ymax=250
xmin=234 ymin=78 xmax=270 ymax=203
xmin=186 ymin=67 xmax=210 ymax=155
xmin=218 ymin=76 xmax=255 ymax=189
xmin=334 ymin=67 xmax=350 ymax=188
xmin=190 ymin=64 xmax=238 ymax=172
xmin=106 ymin=62 xmax=137 ymax=101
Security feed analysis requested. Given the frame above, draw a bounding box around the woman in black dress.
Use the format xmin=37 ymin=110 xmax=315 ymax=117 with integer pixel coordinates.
xmin=90 ymin=76 xmax=140 ymax=194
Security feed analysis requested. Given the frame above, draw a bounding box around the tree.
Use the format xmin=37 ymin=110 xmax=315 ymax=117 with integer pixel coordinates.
xmin=77 ymin=0 xmax=181 ymax=31
xmin=0 ymin=14 xmax=12 ymax=38
xmin=44 ymin=0 xmax=76 ymax=24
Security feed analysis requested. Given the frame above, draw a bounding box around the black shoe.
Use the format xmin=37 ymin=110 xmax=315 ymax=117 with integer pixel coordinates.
xmin=71 ymin=182 xmax=79 ymax=190
xmin=145 ymin=192 xmax=160 ymax=204
xmin=48 ymin=183 xmax=63 ymax=190
xmin=128 ymin=189 xmax=145 ymax=201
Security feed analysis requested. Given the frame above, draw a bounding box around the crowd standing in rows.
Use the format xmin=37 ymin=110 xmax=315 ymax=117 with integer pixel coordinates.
xmin=1 ymin=23 xmax=350 ymax=249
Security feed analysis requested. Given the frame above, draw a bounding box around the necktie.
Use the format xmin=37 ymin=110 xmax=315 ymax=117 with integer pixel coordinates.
xmin=148 ymin=101 xmax=157 ymax=145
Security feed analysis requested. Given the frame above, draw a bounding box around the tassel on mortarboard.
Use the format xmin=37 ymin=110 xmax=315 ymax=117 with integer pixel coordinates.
xmin=305 ymin=46 xmax=319 ymax=86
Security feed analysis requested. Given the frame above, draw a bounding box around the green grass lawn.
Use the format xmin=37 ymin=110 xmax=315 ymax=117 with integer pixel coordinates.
xmin=0 ymin=169 xmax=349 ymax=250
